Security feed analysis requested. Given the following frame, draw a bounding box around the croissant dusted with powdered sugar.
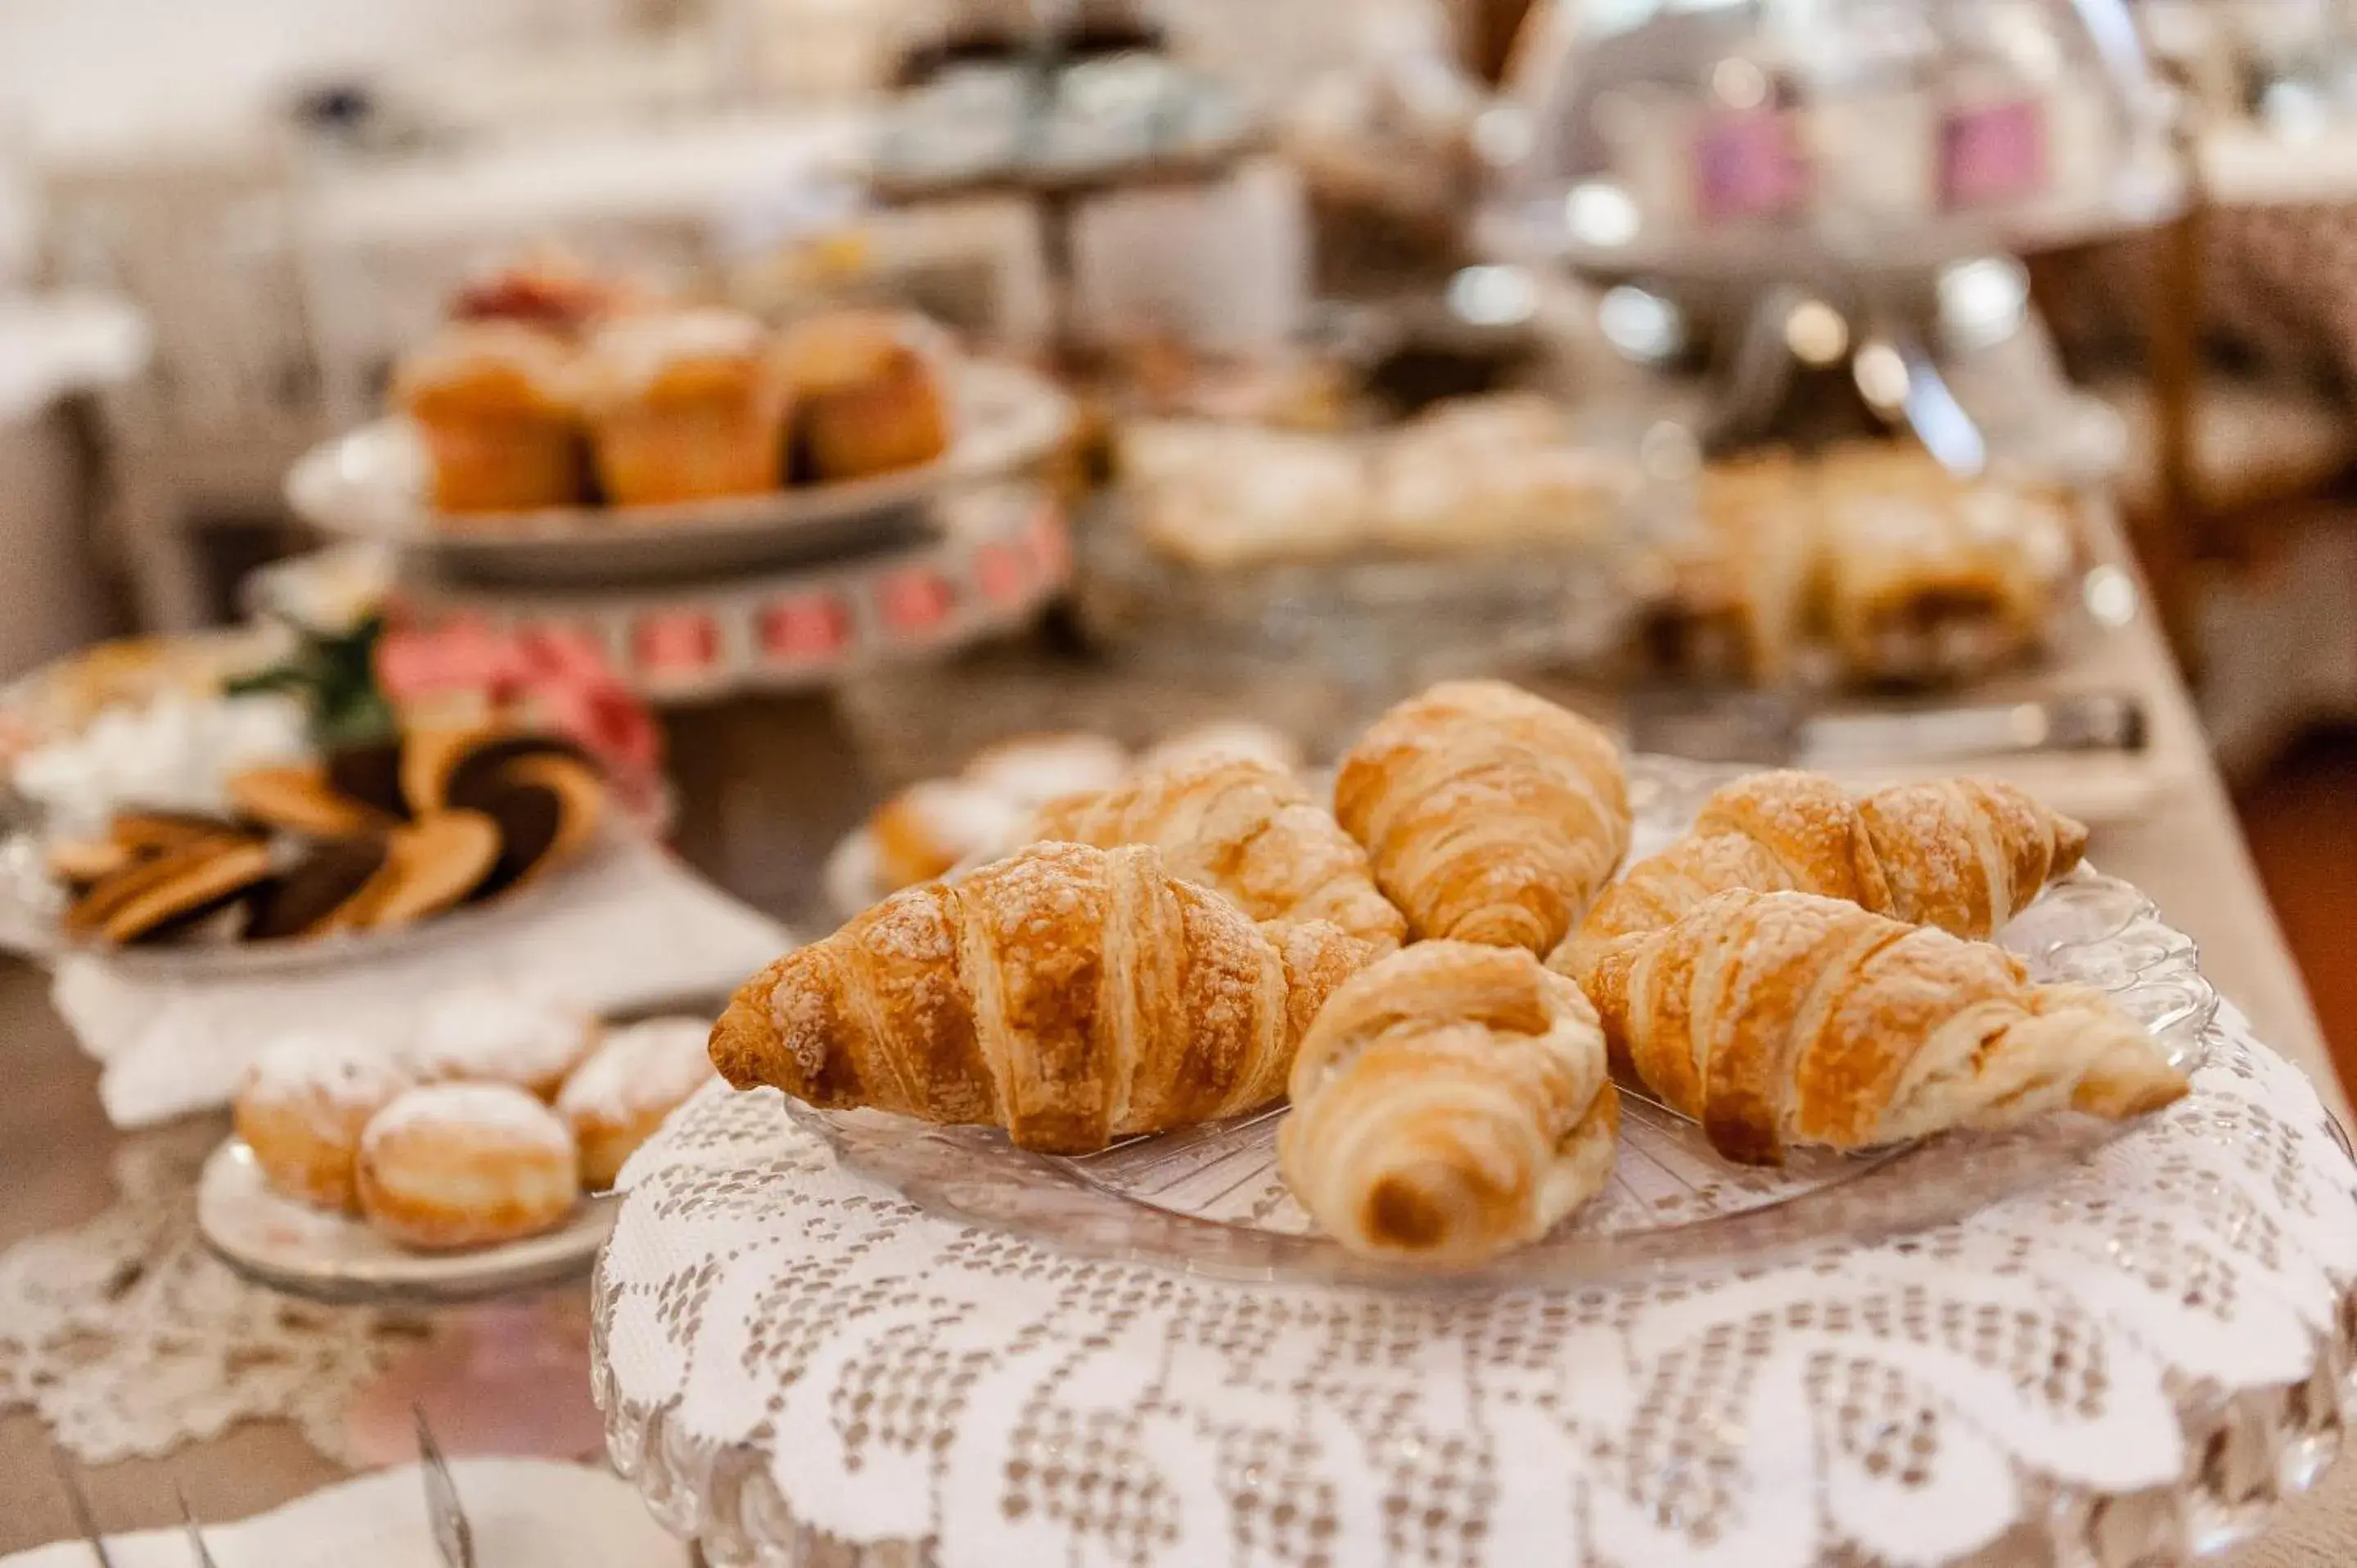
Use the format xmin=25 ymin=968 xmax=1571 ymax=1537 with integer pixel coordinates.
xmin=1278 ymin=941 xmax=1617 ymax=1264
xmin=1335 ymin=680 xmax=1630 ymax=957
xmin=710 ymin=841 xmax=1370 ymax=1153
xmin=1032 ymin=755 xmax=1406 ymax=951
xmin=1584 ymin=888 xmax=2188 ymax=1165
xmin=1551 ymin=771 xmax=2087 ymax=981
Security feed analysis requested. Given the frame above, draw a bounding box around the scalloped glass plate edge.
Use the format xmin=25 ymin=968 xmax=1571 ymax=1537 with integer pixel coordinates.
xmin=786 ymin=756 xmax=2217 ymax=1295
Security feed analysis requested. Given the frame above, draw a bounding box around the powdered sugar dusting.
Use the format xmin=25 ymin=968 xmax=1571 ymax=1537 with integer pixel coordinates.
xmin=363 ymin=1081 xmax=575 ymax=1155
xmin=408 ymin=986 xmax=593 ymax=1086
xmin=241 ymin=1033 xmax=412 ymax=1107
xmin=771 ymin=972 xmax=840 ymax=1084
xmin=558 ymin=1017 xmax=717 ymax=1123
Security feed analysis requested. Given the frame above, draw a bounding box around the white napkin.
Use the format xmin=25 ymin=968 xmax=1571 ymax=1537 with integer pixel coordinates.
xmin=53 ymin=839 xmax=790 ymax=1129
xmin=4 ymin=1459 xmax=687 ymax=1568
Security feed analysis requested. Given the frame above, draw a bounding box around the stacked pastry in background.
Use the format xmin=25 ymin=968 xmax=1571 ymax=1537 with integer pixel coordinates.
xmin=50 ymin=724 xmax=605 ymax=949
xmin=714 ymin=677 xmax=2188 ymax=1273
xmin=235 ymin=990 xmax=714 ymax=1250
xmin=1120 ymin=394 xmax=1637 ymax=570
xmin=394 ymin=256 xmax=954 ymax=518
xmin=1642 ymin=441 xmax=2081 ymax=687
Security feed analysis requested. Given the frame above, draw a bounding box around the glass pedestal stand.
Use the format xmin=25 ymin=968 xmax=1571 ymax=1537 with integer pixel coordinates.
xmin=1589 ymin=258 xmax=2125 ymax=480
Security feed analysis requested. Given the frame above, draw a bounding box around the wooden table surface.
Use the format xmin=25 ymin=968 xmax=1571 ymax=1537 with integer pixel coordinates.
xmin=2 ymin=580 xmax=2348 ymax=1555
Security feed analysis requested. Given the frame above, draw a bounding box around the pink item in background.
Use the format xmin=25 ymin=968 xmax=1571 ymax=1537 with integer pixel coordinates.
xmin=1943 ymin=98 xmax=2047 ymax=208
xmin=759 ymin=594 xmax=850 ymax=660
xmin=377 ymin=618 xmax=665 ymax=822
xmin=1694 ymin=110 xmax=1808 ymax=221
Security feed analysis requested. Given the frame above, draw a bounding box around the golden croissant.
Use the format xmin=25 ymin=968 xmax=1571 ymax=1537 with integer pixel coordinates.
xmin=1584 ymin=888 xmax=2188 ymax=1165
xmin=1335 ymin=680 xmax=1630 ymax=956
xmin=1278 ymin=941 xmax=1617 ymax=1264
xmin=710 ymin=841 xmax=1369 ymax=1153
xmin=1032 ymin=755 xmax=1407 ymax=951
xmin=1553 ymin=771 xmax=2086 ymax=981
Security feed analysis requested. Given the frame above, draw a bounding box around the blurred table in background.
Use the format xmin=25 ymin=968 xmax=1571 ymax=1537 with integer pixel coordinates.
xmin=0 ymin=292 xmax=151 ymax=680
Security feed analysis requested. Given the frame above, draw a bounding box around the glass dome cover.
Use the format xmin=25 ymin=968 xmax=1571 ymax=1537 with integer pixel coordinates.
xmin=1483 ymin=0 xmax=2185 ymax=278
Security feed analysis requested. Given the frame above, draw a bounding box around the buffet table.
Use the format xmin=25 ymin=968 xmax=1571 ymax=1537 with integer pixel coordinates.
xmin=0 ymin=528 xmax=2346 ymax=1557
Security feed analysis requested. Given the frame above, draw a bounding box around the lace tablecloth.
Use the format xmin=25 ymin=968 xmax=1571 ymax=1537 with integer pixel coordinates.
xmin=0 ymin=1124 xmax=410 ymax=1464
xmin=51 ymin=839 xmax=787 ymax=1129
xmin=593 ymin=998 xmax=2357 ymax=1568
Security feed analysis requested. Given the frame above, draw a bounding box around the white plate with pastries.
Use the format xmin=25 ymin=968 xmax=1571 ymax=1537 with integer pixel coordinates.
xmin=201 ymin=1007 xmax=718 ymax=1304
xmin=287 ymin=361 xmax=1073 ymax=587
xmin=714 ymin=679 xmax=2215 ymax=1289
xmin=199 ymin=1138 xmax=623 ymax=1306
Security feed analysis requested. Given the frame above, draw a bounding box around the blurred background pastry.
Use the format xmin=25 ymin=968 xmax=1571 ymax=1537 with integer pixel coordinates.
xmin=394 ymin=322 xmax=588 ymax=514
xmin=868 ymin=777 xmax=1028 ymax=890
xmin=556 ymin=1016 xmax=719 ymax=1189
xmin=354 ymin=1082 xmax=581 ymax=1250
xmin=233 ymin=1033 xmax=415 ymax=1212
xmin=775 ymin=309 xmax=953 ymax=483
xmin=959 ymin=732 xmax=1130 ymax=809
xmin=576 ymin=307 xmax=791 ymax=506
xmin=405 ymin=985 xmax=599 ymax=1102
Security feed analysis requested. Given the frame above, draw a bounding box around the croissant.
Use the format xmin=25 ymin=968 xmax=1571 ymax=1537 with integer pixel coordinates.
xmin=1278 ymin=941 xmax=1617 ymax=1264
xmin=1335 ymin=680 xmax=1630 ymax=956
xmin=1584 ymin=888 xmax=2188 ymax=1165
xmin=710 ymin=841 xmax=1369 ymax=1153
xmin=1032 ymin=755 xmax=1407 ymax=951
xmin=1553 ymin=772 xmax=2087 ymax=981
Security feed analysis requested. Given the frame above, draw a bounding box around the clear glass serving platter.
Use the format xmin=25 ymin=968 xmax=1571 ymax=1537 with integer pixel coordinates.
xmin=790 ymin=755 xmax=2215 ymax=1290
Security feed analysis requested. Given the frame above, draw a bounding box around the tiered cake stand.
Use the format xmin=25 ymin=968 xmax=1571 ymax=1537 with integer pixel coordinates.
xmin=286 ymin=360 xmax=1076 ymax=702
xmin=1477 ymin=0 xmax=2185 ymax=466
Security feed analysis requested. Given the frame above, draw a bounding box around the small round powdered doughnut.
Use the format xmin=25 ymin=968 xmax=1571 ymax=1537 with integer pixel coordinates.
xmin=406 ymin=986 xmax=597 ymax=1100
xmin=556 ymin=1016 xmax=719 ymax=1189
xmin=356 ymin=1083 xmax=580 ymax=1251
xmin=234 ymin=1034 xmax=414 ymax=1212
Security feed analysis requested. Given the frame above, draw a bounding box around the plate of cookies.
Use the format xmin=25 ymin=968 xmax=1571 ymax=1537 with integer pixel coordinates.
xmin=201 ymin=994 xmax=716 ymax=1303
xmin=712 ymin=678 xmax=2211 ymax=1286
xmin=32 ymin=723 xmax=613 ymax=977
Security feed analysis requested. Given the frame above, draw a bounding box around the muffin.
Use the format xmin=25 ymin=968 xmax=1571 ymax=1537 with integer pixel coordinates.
xmin=235 ymin=1034 xmax=415 ymax=1212
xmin=556 ymin=1016 xmax=719 ymax=1189
xmin=356 ymin=1083 xmax=580 ymax=1250
xmin=576 ymin=309 xmax=791 ymax=506
xmin=407 ymin=986 xmax=599 ymax=1101
xmin=775 ymin=310 xmax=952 ymax=483
xmin=395 ymin=322 xmax=588 ymax=515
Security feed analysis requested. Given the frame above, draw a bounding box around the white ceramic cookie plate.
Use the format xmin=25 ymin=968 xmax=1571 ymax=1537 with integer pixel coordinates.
xmin=199 ymin=1138 xmax=619 ymax=1306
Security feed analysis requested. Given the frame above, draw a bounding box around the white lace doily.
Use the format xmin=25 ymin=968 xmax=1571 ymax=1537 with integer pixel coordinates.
xmin=595 ymin=1011 xmax=2357 ymax=1566
xmin=48 ymin=840 xmax=788 ymax=1129
xmin=0 ymin=1124 xmax=410 ymax=1465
